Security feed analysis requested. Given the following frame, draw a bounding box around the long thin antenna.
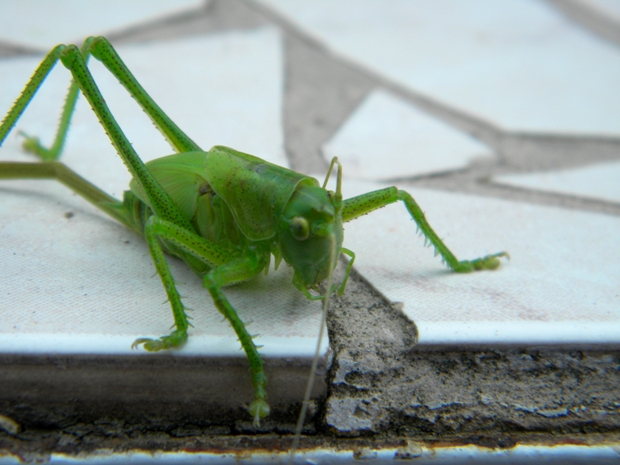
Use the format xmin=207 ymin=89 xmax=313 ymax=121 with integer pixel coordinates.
xmin=289 ymin=235 xmax=336 ymax=463
xmin=290 ymin=158 xmax=342 ymax=463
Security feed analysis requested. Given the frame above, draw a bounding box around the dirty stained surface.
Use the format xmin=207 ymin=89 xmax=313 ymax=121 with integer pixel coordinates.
xmin=0 ymin=0 xmax=619 ymax=459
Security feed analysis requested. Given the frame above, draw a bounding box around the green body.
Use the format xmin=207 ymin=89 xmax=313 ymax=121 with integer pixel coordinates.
xmin=126 ymin=146 xmax=343 ymax=291
xmin=0 ymin=37 xmax=507 ymax=427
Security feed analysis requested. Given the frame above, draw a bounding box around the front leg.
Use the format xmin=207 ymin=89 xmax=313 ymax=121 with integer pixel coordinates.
xmin=342 ymin=187 xmax=508 ymax=272
xmin=134 ymin=215 xmax=270 ymax=424
xmin=202 ymin=253 xmax=270 ymax=426
xmin=132 ymin=215 xmax=234 ymax=351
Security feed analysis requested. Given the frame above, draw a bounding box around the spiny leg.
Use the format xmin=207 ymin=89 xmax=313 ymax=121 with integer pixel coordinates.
xmin=131 ymin=218 xmax=191 ymax=352
xmin=132 ymin=215 xmax=233 ymax=351
xmin=1 ymin=41 xmax=91 ymax=161
xmin=1 ymin=45 xmax=66 ymax=151
xmin=19 ymin=64 xmax=81 ymax=161
xmin=342 ymin=187 xmax=508 ymax=272
xmin=136 ymin=216 xmax=269 ymax=425
xmin=1 ymin=39 xmax=194 ymax=235
xmin=0 ymin=161 xmax=132 ymax=228
xmin=202 ymin=257 xmax=270 ymax=426
xmin=4 ymin=37 xmax=200 ymax=162
xmin=84 ymin=36 xmax=201 ymax=153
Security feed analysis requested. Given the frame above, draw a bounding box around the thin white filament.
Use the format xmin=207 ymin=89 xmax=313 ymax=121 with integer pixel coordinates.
xmin=289 ymin=234 xmax=336 ymax=462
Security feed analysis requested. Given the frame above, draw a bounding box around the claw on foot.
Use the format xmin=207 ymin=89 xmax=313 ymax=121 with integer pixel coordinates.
xmin=18 ymin=131 xmax=52 ymax=160
xmin=455 ymin=251 xmax=510 ymax=273
xmin=131 ymin=330 xmax=188 ymax=352
xmin=249 ymin=399 xmax=270 ymax=427
xmin=131 ymin=337 xmax=165 ymax=351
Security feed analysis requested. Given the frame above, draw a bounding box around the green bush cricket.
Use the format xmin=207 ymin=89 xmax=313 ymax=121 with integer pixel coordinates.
xmin=0 ymin=37 xmax=508 ymax=428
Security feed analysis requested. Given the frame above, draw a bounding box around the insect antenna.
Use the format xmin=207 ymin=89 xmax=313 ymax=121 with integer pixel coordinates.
xmin=289 ymin=233 xmax=336 ymax=461
xmin=290 ymin=158 xmax=342 ymax=461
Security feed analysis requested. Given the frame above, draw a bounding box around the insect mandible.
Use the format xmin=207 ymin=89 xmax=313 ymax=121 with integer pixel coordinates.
xmin=0 ymin=37 xmax=508 ymax=426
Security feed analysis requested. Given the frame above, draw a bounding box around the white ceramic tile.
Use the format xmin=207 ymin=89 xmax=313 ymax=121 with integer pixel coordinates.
xmin=0 ymin=188 xmax=324 ymax=357
xmin=339 ymin=179 xmax=620 ymax=345
xmin=0 ymin=0 xmax=204 ymax=50
xmin=0 ymin=31 xmax=327 ymax=358
xmin=323 ymin=89 xmax=493 ymax=181
xmin=262 ymin=0 xmax=620 ymax=135
xmin=495 ymin=161 xmax=620 ymax=204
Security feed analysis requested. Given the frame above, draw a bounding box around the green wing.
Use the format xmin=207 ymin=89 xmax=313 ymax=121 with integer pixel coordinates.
xmin=205 ymin=146 xmax=318 ymax=241
xmin=129 ymin=151 xmax=208 ymax=221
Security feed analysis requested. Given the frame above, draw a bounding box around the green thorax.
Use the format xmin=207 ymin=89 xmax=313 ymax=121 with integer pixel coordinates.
xmin=205 ymin=146 xmax=319 ymax=241
xmin=128 ymin=146 xmax=318 ymax=249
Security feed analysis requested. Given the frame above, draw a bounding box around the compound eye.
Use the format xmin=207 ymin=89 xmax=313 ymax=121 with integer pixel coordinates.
xmin=290 ymin=216 xmax=310 ymax=241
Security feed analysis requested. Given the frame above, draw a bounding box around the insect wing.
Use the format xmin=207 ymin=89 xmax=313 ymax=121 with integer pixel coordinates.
xmin=205 ymin=146 xmax=318 ymax=241
xmin=129 ymin=151 xmax=209 ymax=220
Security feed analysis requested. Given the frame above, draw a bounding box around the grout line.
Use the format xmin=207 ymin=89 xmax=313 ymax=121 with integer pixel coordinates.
xmin=546 ymin=0 xmax=620 ymax=46
xmin=245 ymin=0 xmax=620 ymax=218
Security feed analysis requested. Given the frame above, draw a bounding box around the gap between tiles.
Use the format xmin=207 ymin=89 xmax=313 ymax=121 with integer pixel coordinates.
xmin=494 ymin=160 xmax=620 ymax=205
xmin=261 ymin=0 xmax=620 ymax=136
xmin=323 ymin=89 xmax=493 ymax=181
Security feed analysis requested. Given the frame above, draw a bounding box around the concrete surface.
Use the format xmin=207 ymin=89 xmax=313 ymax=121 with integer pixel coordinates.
xmin=0 ymin=0 xmax=619 ymax=462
